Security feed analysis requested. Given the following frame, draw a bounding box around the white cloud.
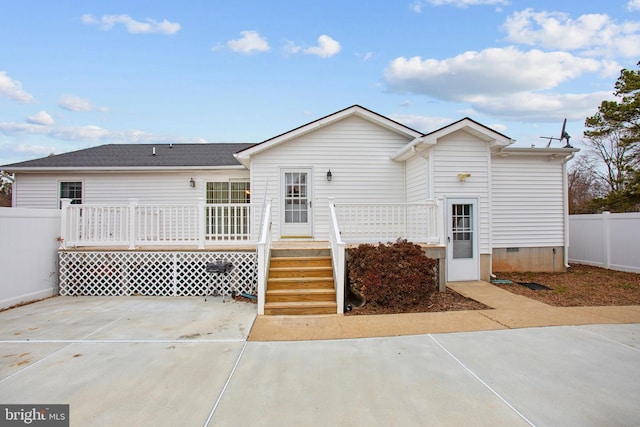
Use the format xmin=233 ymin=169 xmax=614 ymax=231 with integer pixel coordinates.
xmin=629 ymin=0 xmax=640 ymax=11
xmin=389 ymin=114 xmax=452 ymax=133
xmin=0 ymin=122 xmax=208 ymax=145
xmin=283 ymin=40 xmax=302 ymax=55
xmin=503 ymin=9 xmax=640 ymax=58
xmin=411 ymin=0 xmax=508 ymax=10
xmin=468 ymin=91 xmax=614 ymax=122
xmin=384 ymin=47 xmax=601 ymax=100
xmin=0 ymin=71 xmax=35 ymax=103
xmin=58 ymin=95 xmax=108 ymax=112
xmin=26 ymin=111 xmax=55 ymax=126
xmin=82 ymin=14 xmax=181 ymax=35
xmin=227 ymin=31 xmax=270 ymax=54
xmin=304 ymin=35 xmax=341 ymax=58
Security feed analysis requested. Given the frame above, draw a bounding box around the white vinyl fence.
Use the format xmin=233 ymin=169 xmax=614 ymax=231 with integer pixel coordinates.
xmin=569 ymin=212 xmax=640 ymax=273
xmin=0 ymin=207 xmax=60 ymax=309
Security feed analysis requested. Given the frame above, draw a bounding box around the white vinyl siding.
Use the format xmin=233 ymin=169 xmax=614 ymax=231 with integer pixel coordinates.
xmin=405 ymin=154 xmax=429 ymax=203
xmin=250 ymin=115 xmax=412 ymax=238
xmin=13 ymin=170 xmax=249 ymax=208
xmin=431 ymin=130 xmax=490 ymax=254
xmin=14 ymin=175 xmax=59 ymax=208
xmin=491 ymin=155 xmax=565 ymax=247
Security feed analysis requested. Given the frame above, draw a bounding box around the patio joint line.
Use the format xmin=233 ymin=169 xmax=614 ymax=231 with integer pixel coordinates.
xmin=0 ymin=339 xmax=246 ymax=344
xmin=429 ymin=334 xmax=536 ymax=427
xmin=203 ymin=340 xmax=248 ymax=427
xmin=478 ymin=311 xmax=512 ymax=329
xmin=578 ymin=325 xmax=640 ymax=354
xmin=0 ymin=342 xmax=75 ymax=385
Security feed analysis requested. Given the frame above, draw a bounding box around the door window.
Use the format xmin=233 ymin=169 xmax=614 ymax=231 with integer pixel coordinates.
xmin=451 ymin=204 xmax=473 ymax=259
xmin=284 ymin=172 xmax=308 ymax=224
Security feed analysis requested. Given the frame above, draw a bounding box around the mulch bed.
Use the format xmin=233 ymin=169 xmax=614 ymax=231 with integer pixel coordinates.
xmin=345 ymin=288 xmax=489 ymax=315
xmin=493 ymin=263 xmax=640 ymax=307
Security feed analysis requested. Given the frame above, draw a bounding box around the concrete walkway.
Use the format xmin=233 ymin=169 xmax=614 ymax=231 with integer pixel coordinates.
xmin=1 ymin=286 xmax=639 ymax=426
xmin=248 ymin=280 xmax=640 ymax=341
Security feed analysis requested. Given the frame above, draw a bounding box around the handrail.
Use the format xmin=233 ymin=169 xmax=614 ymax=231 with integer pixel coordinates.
xmin=256 ymin=199 xmax=272 ymax=315
xmin=328 ymin=199 xmax=346 ymax=314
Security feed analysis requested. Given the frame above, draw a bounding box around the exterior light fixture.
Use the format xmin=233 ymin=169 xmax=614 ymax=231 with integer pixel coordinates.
xmin=457 ymin=173 xmax=471 ymax=182
xmin=190 ymin=178 xmax=196 ymax=188
xmin=327 ymin=170 xmax=332 ymax=182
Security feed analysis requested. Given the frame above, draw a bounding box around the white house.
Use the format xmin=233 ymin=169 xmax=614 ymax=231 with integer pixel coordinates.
xmin=1 ymin=105 xmax=578 ymax=313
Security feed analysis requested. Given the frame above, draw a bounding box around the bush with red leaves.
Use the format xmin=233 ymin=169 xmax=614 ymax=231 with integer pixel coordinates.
xmin=347 ymin=240 xmax=438 ymax=310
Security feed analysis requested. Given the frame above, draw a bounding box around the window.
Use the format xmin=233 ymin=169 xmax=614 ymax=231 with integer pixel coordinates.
xmin=60 ymin=181 xmax=82 ymax=207
xmin=205 ymin=181 xmax=251 ymax=239
xmin=206 ymin=181 xmax=250 ymax=204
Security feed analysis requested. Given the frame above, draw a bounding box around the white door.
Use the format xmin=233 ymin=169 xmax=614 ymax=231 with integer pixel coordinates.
xmin=280 ymin=169 xmax=313 ymax=238
xmin=446 ymin=198 xmax=479 ymax=281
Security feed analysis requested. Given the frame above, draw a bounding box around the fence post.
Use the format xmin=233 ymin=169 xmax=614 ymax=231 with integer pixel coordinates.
xmin=128 ymin=198 xmax=138 ymax=250
xmin=602 ymin=211 xmax=611 ymax=269
xmin=198 ymin=198 xmax=206 ymax=249
xmin=60 ymin=199 xmax=71 ymax=249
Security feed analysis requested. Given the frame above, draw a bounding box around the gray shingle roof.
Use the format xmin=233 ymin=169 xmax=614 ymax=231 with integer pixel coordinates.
xmin=1 ymin=143 xmax=256 ymax=170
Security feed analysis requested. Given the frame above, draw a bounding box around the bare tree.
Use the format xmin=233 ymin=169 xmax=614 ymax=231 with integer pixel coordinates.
xmin=0 ymin=173 xmax=12 ymax=207
xmin=567 ymin=155 xmax=606 ymax=214
xmin=583 ymin=118 xmax=634 ymax=193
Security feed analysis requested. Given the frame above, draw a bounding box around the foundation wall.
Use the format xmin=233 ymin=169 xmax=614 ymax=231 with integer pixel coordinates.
xmin=492 ymin=247 xmax=566 ymax=273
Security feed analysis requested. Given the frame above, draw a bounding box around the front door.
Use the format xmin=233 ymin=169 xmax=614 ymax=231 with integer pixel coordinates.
xmin=446 ymin=198 xmax=479 ymax=281
xmin=280 ymin=169 xmax=313 ymax=238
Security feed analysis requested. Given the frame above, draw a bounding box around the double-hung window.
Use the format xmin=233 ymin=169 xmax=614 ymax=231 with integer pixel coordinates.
xmin=60 ymin=181 xmax=82 ymax=207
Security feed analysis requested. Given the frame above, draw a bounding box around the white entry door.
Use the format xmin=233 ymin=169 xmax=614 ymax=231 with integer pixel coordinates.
xmin=446 ymin=198 xmax=479 ymax=281
xmin=280 ymin=169 xmax=313 ymax=238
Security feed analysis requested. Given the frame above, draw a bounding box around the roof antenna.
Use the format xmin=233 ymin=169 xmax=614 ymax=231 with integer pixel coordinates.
xmin=540 ymin=118 xmax=572 ymax=148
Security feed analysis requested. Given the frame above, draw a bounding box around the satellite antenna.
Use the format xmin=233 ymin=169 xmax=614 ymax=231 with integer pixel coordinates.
xmin=540 ymin=118 xmax=572 ymax=148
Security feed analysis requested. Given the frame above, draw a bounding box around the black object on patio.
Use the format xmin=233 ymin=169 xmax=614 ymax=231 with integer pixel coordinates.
xmin=204 ymin=259 xmax=235 ymax=301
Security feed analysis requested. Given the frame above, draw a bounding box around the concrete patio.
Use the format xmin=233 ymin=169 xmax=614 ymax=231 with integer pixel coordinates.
xmin=0 ymin=293 xmax=639 ymax=426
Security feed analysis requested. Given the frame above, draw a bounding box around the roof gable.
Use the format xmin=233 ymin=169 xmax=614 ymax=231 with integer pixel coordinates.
xmin=392 ymin=117 xmax=514 ymax=161
xmin=2 ymin=143 xmax=254 ymax=171
xmin=235 ymin=105 xmax=423 ymax=166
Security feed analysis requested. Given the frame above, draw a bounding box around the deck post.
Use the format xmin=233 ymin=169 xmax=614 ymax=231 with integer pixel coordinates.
xmin=59 ymin=198 xmax=71 ymax=249
xmin=198 ymin=198 xmax=206 ymax=249
xmin=128 ymin=198 xmax=138 ymax=250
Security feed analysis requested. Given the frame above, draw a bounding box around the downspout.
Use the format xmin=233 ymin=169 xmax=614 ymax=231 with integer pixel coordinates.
xmin=562 ymin=152 xmax=576 ymax=269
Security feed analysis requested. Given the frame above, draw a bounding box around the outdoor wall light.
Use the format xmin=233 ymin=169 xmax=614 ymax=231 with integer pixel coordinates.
xmin=457 ymin=173 xmax=471 ymax=182
xmin=327 ymin=170 xmax=332 ymax=182
xmin=190 ymin=178 xmax=196 ymax=188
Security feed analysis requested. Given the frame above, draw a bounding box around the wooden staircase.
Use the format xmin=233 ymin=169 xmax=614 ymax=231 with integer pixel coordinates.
xmin=264 ymin=247 xmax=337 ymax=315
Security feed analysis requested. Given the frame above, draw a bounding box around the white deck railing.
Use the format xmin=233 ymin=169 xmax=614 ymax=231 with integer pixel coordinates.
xmin=256 ymin=199 xmax=273 ymax=315
xmin=60 ymin=199 xmax=263 ymax=249
xmin=333 ymin=201 xmax=443 ymax=245
xmin=328 ymin=200 xmax=346 ymax=314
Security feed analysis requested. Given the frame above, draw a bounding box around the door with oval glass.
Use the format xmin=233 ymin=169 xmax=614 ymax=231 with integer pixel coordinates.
xmin=446 ymin=198 xmax=479 ymax=281
xmin=280 ymin=169 xmax=313 ymax=238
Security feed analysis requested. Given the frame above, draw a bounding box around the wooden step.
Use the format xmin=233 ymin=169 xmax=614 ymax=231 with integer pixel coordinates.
xmin=263 ymin=301 xmax=338 ymax=315
xmin=265 ymin=247 xmax=336 ymax=315
xmin=266 ymin=288 xmax=336 ymax=303
xmin=269 ymin=256 xmax=332 ymax=268
xmin=268 ymin=266 xmax=333 ymax=278
xmin=267 ymin=277 xmax=335 ymax=290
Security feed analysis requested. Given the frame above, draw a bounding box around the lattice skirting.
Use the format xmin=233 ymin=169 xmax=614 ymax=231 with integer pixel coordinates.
xmin=59 ymin=251 xmax=257 ymax=297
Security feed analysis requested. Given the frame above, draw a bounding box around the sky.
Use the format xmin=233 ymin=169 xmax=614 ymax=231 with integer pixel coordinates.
xmin=1 ymin=0 xmax=640 ymax=166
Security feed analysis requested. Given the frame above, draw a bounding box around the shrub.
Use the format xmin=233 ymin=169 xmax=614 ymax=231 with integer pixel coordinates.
xmin=347 ymin=239 xmax=438 ymax=309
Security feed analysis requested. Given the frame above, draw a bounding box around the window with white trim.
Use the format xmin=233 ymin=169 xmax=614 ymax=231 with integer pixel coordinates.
xmin=60 ymin=181 xmax=82 ymax=207
xmin=206 ymin=181 xmax=250 ymax=204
